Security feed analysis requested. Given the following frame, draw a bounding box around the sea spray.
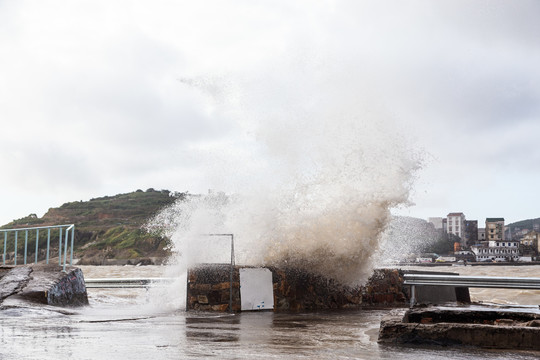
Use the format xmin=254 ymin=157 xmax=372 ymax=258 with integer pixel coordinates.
xmin=146 ymin=49 xmax=422 ymax=294
xmin=147 ymin=122 xmax=419 ymax=289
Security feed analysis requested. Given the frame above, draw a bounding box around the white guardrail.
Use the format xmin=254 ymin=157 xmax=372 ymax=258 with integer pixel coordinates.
xmin=403 ymin=273 xmax=540 ymax=307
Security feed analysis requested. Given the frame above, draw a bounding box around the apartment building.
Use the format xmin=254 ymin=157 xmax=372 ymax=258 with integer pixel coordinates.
xmin=486 ymin=218 xmax=505 ymax=241
xmin=447 ymin=212 xmax=466 ymax=241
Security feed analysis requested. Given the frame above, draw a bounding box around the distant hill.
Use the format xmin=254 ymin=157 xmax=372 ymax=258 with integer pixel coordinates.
xmin=506 ymin=218 xmax=540 ymax=234
xmin=1 ymin=189 xmax=186 ymax=265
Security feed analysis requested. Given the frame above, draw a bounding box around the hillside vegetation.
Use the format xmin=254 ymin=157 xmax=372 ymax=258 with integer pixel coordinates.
xmin=507 ymin=218 xmax=540 ymax=233
xmin=2 ymin=189 xmax=185 ymax=264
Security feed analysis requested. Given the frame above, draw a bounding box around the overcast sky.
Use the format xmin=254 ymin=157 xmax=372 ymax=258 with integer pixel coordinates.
xmin=1 ymin=0 xmax=539 ymax=226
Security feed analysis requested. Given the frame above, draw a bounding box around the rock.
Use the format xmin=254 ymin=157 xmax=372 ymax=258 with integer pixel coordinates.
xmin=0 ymin=265 xmax=88 ymax=307
xmin=0 ymin=266 xmax=32 ymax=301
xmin=197 ymin=295 xmax=209 ymax=304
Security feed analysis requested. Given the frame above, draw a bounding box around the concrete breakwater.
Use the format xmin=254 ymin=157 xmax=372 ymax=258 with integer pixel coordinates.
xmin=187 ymin=265 xmax=429 ymax=312
xmin=379 ymin=306 xmax=540 ymax=350
xmin=0 ymin=265 xmax=88 ymax=307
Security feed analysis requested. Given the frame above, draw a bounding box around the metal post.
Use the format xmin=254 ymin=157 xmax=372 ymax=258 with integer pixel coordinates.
xmin=46 ymin=228 xmax=50 ymax=264
xmin=58 ymin=227 xmax=63 ymax=265
xmin=14 ymin=231 xmax=18 ymax=265
xmin=35 ymin=229 xmax=39 ymax=264
xmin=230 ymin=234 xmax=234 ymax=313
xmin=70 ymin=226 xmax=74 ymax=266
xmin=410 ymin=285 xmax=416 ymax=308
xmin=206 ymin=233 xmax=235 ymax=313
xmin=24 ymin=230 xmax=28 ymax=264
xmin=63 ymin=227 xmax=69 ymax=271
xmin=3 ymin=232 xmax=6 ymax=265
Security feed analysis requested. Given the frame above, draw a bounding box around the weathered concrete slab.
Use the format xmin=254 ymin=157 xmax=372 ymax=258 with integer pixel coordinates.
xmin=0 ymin=265 xmax=88 ymax=307
xmin=378 ymin=305 xmax=540 ymax=350
xmin=0 ymin=266 xmax=32 ymax=300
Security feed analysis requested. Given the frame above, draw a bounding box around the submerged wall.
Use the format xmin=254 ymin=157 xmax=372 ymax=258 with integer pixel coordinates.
xmin=187 ymin=265 xmax=420 ymax=312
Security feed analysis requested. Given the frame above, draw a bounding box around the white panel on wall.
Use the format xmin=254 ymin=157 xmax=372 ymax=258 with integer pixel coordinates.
xmin=239 ymin=268 xmax=274 ymax=311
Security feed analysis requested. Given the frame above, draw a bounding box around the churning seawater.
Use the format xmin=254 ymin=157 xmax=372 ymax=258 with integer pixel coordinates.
xmin=2 ymin=265 xmax=540 ymax=359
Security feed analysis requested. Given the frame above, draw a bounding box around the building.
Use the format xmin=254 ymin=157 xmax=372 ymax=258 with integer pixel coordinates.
xmin=464 ymin=220 xmax=478 ymax=247
xmin=521 ymin=231 xmax=540 ymax=249
xmin=478 ymin=228 xmax=486 ymax=242
xmin=471 ymin=239 xmax=520 ymax=262
xmin=447 ymin=212 xmax=466 ymax=241
xmin=485 ymin=218 xmax=505 ymax=242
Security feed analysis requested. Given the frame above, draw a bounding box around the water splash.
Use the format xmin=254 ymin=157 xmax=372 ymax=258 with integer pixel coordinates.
xmin=149 ymin=110 xmax=420 ymax=288
xmin=146 ymin=46 xmax=423 ymax=288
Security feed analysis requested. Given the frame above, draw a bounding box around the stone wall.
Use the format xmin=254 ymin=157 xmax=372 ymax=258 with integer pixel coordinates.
xmin=187 ymin=265 xmax=412 ymax=312
xmin=361 ymin=269 xmax=408 ymax=306
xmin=187 ymin=264 xmax=240 ymax=312
xmin=270 ymin=267 xmax=363 ymax=311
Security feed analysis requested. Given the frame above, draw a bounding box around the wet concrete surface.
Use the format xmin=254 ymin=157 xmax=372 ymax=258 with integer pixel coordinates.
xmin=2 ymin=305 xmax=540 ymax=359
xmin=3 ymin=265 xmax=540 ymax=359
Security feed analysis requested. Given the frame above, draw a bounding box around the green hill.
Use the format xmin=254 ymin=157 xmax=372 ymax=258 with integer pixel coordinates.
xmin=507 ymin=218 xmax=540 ymax=230
xmin=2 ymin=189 xmax=186 ymax=265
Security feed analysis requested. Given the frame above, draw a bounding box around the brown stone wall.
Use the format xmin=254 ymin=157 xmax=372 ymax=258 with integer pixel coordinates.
xmin=270 ymin=267 xmax=363 ymax=311
xmin=187 ymin=264 xmax=240 ymax=312
xmin=361 ymin=269 xmax=408 ymax=306
xmin=187 ymin=265 xmax=410 ymax=312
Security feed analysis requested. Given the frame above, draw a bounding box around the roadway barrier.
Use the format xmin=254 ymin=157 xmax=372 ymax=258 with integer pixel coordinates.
xmin=84 ymin=277 xmax=174 ymax=288
xmin=404 ymin=273 xmax=540 ymax=307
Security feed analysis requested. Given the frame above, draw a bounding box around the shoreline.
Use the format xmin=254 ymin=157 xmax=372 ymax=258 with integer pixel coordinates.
xmin=387 ymin=261 xmax=540 ymax=267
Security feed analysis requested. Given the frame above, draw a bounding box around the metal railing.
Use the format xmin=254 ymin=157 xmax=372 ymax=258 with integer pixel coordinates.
xmin=404 ymin=273 xmax=540 ymax=307
xmin=0 ymin=224 xmax=75 ymax=271
xmin=84 ymin=277 xmax=174 ymax=288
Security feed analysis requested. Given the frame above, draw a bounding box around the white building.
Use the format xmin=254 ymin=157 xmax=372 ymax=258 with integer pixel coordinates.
xmin=447 ymin=212 xmax=466 ymax=240
xmin=471 ymin=239 xmax=520 ymax=262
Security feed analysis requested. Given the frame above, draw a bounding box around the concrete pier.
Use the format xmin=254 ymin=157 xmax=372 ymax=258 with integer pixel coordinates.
xmin=0 ymin=265 xmax=88 ymax=307
xmin=378 ymin=305 xmax=540 ymax=349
